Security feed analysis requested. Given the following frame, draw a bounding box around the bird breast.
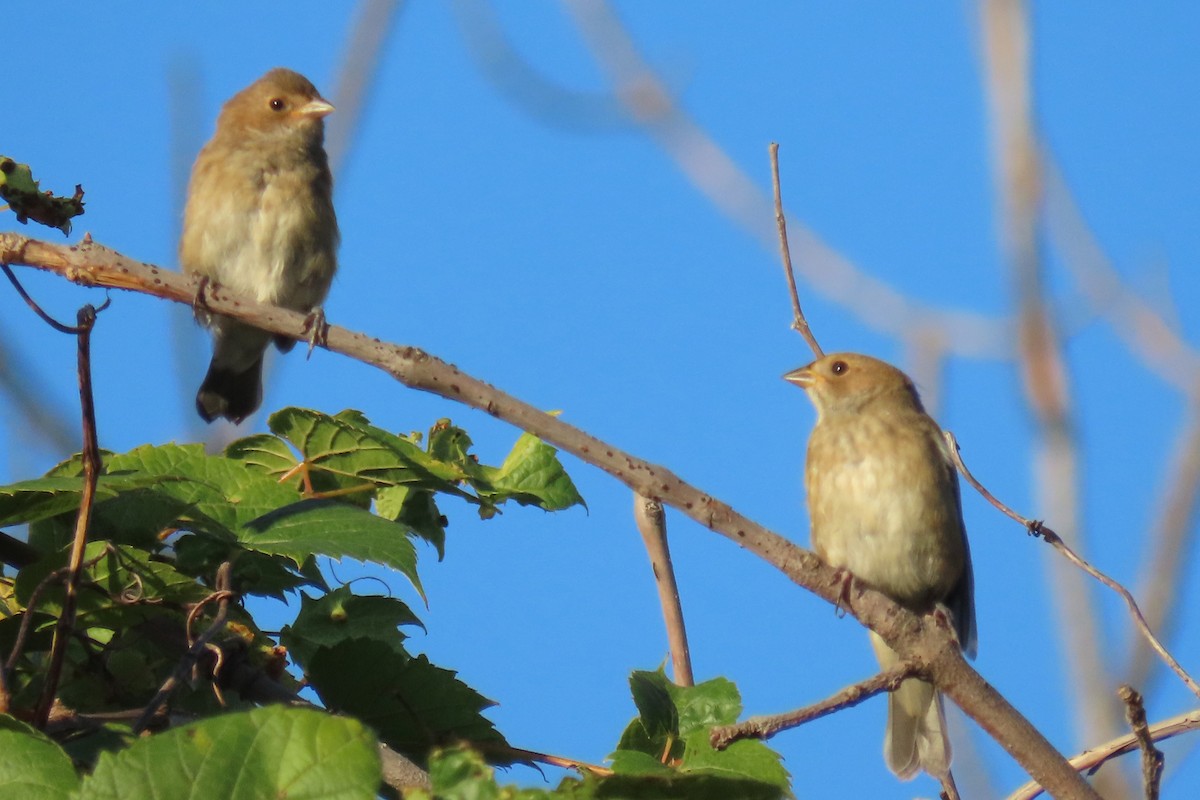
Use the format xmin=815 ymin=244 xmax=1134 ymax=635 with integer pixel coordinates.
xmin=805 ymin=411 xmax=965 ymax=608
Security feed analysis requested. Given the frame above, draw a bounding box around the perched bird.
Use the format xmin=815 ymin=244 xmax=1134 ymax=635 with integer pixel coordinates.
xmin=181 ymin=67 xmax=339 ymax=424
xmin=785 ymin=352 xmax=976 ymax=781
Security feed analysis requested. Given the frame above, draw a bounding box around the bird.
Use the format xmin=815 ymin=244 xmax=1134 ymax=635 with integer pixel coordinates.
xmin=784 ymin=352 xmax=976 ymax=781
xmin=180 ymin=67 xmax=339 ymax=424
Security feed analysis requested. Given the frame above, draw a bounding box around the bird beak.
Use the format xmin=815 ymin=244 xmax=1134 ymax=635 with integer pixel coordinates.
xmin=298 ymin=98 xmax=335 ymax=119
xmin=783 ymin=366 xmax=815 ymax=388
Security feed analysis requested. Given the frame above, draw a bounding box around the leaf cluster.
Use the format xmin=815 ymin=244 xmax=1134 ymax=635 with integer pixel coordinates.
xmin=0 ymin=156 xmax=85 ymax=235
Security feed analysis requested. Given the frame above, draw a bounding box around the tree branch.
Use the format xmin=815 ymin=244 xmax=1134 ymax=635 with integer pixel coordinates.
xmin=0 ymin=233 xmax=1100 ymax=798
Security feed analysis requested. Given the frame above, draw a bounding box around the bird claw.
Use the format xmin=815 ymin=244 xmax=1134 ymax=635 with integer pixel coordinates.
xmin=832 ymin=567 xmax=854 ymax=618
xmin=302 ymin=307 xmax=329 ymax=359
xmin=192 ymin=276 xmax=214 ymax=320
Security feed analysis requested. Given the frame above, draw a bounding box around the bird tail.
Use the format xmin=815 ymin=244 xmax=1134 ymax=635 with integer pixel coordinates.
xmin=870 ymin=631 xmax=951 ymax=781
xmin=196 ymin=355 xmax=264 ymax=424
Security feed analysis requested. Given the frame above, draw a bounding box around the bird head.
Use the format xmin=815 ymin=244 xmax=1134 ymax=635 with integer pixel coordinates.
xmin=783 ymin=352 xmax=924 ymax=419
xmin=215 ymin=68 xmax=334 ymax=144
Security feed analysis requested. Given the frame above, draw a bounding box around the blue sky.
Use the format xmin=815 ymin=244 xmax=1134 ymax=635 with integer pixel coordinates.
xmin=4 ymin=3 xmax=1199 ymax=797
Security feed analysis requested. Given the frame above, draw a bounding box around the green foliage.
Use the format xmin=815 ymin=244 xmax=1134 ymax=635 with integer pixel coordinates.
xmin=75 ymin=706 xmax=379 ymax=800
xmin=0 ymin=407 xmax=791 ymax=798
xmin=0 ymin=156 xmax=85 ymax=235
xmin=0 ymin=410 xmax=584 ymax=791
xmin=0 ymin=715 xmax=79 ymax=800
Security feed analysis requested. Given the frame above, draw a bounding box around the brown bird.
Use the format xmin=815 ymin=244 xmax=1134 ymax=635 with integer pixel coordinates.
xmin=181 ymin=67 xmax=339 ymax=424
xmin=785 ymin=352 xmax=975 ymax=781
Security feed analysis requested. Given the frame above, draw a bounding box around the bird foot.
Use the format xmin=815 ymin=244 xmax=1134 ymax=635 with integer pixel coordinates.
xmin=832 ymin=567 xmax=854 ymax=618
xmin=931 ymin=604 xmax=958 ymax=643
xmin=192 ymin=276 xmax=214 ymax=319
xmin=302 ymin=307 xmax=329 ymax=360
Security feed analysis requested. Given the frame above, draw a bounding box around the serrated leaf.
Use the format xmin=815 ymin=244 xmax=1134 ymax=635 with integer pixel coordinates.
xmin=106 ymin=444 xmax=297 ymax=536
xmin=308 ymin=639 xmax=507 ymax=765
xmin=268 ymin=408 xmax=462 ymax=491
xmin=242 ymin=499 xmax=422 ymax=598
xmin=0 ymin=714 xmax=78 ymax=799
xmin=281 ymin=586 xmax=423 ymax=669
xmin=482 ymin=432 xmax=585 ymax=511
xmin=678 ymin=731 xmax=791 ymax=793
xmin=76 ymin=706 xmax=379 ymax=800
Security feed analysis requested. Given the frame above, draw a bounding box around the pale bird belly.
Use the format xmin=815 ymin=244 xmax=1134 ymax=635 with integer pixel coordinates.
xmin=810 ymin=454 xmax=961 ymax=605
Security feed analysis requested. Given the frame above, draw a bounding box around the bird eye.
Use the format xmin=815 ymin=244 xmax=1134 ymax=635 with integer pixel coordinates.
xmin=269 ymin=98 xmax=286 ymax=112
xmin=831 ymin=360 xmax=849 ymax=376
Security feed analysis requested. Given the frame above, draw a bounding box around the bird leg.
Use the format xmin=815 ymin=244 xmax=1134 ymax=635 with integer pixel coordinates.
xmin=831 ymin=567 xmax=854 ymax=618
xmin=191 ymin=276 xmax=214 ymax=321
xmin=302 ymin=306 xmax=329 ymax=359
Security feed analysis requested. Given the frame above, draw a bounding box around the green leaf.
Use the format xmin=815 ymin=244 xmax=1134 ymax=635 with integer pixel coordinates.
xmin=223 ymin=434 xmax=300 ymax=478
xmin=0 ymin=474 xmax=159 ymax=528
xmin=678 ymin=732 xmax=791 ymax=793
xmin=0 ymin=157 xmax=85 ymax=234
xmin=668 ymin=676 xmax=742 ymax=734
xmin=0 ymin=714 xmax=79 ymax=799
xmin=76 ymin=706 xmax=379 ymax=800
xmin=630 ymin=670 xmax=680 ymax=739
xmin=281 ymin=586 xmax=423 ymax=669
xmin=308 ymin=639 xmax=507 ymax=765
xmin=610 ymin=670 xmax=790 ymax=797
xmin=484 ymin=432 xmax=585 ymax=512
xmin=375 ymin=485 xmax=446 ymax=559
xmin=106 ymin=444 xmax=297 ymax=536
xmin=268 ymin=408 xmax=462 ymax=491
xmin=242 ymin=499 xmax=422 ymax=598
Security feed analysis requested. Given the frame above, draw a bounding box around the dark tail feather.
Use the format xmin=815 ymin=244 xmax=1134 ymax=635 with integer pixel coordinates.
xmin=196 ymin=356 xmax=264 ymax=424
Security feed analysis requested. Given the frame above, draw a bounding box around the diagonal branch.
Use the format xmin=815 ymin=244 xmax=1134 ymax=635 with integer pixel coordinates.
xmin=0 ymin=232 xmax=1100 ymax=798
xmin=710 ymin=661 xmax=917 ymax=749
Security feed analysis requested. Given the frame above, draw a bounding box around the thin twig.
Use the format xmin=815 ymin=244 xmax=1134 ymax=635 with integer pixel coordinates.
xmin=133 ymin=562 xmax=234 ymax=734
xmin=32 ymin=300 xmax=105 ymax=728
xmin=1006 ymin=708 xmax=1200 ymax=800
xmin=709 ymin=661 xmax=917 ymax=749
xmin=1117 ymin=685 xmax=1163 ymax=800
xmin=633 ymin=494 xmax=692 ymax=687
xmin=1126 ymin=400 xmax=1200 ymax=693
xmin=768 ymin=143 xmax=822 ymax=359
xmin=945 ymin=430 xmax=1200 ymax=701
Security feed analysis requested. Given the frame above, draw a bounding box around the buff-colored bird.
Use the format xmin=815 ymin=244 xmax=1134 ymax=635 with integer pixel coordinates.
xmin=785 ymin=352 xmax=976 ymax=781
xmin=181 ymin=67 xmax=339 ymax=424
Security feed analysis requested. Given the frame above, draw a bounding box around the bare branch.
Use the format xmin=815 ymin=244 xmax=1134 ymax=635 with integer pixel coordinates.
xmin=1117 ymin=685 xmax=1163 ymax=800
xmin=16 ymin=293 xmax=107 ymax=729
xmin=710 ymin=662 xmax=916 ymax=749
xmin=1006 ymin=708 xmax=1200 ymax=800
xmin=945 ymin=430 xmax=1200 ymax=701
xmin=633 ymin=494 xmax=693 ymax=687
xmin=1126 ymin=403 xmax=1200 ymax=692
xmin=768 ymin=143 xmax=821 ymax=358
xmin=0 ymin=233 xmax=1101 ymax=798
